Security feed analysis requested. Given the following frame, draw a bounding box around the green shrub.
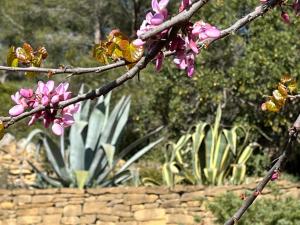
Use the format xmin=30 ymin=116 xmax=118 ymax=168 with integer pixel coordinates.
xmin=209 ymin=193 xmax=300 ymax=225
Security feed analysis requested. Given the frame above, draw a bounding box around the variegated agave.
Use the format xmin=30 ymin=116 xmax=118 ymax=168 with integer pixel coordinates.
xmin=143 ymin=105 xmax=257 ymax=187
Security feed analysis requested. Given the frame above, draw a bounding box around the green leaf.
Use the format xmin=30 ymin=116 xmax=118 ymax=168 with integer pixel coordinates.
xmin=75 ymin=170 xmax=89 ymax=189
xmin=102 ymin=143 xmax=115 ymax=168
xmin=0 ymin=121 xmax=5 ymax=140
xmin=69 ymin=120 xmax=88 ymax=171
xmin=7 ymin=46 xmax=17 ymax=67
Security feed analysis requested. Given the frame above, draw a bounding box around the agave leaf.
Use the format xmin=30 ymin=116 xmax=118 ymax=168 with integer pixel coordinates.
xmin=142 ymin=177 xmax=161 ymax=186
xmin=219 ymin=145 xmax=231 ymax=172
xmin=116 ymin=137 xmax=164 ymax=175
xmin=162 ymin=163 xmax=172 ymax=186
xmin=213 ymin=133 xmax=227 ymax=170
xmin=103 ymin=170 xmax=131 ymax=187
xmin=100 ymin=96 xmax=130 ymax=146
xmin=205 ymin=128 xmax=213 ymax=169
xmin=95 ymin=127 xmax=164 ymax=184
xmin=113 ymin=170 xmax=132 ymax=185
xmin=85 ymin=95 xmax=107 ymax=151
xmin=109 ymin=96 xmax=131 ymax=146
xmin=42 ymin=136 xmax=73 ymax=185
xmin=69 ymin=120 xmax=88 ymax=171
xmin=117 ymin=126 xmax=163 ymax=161
xmin=204 ymin=168 xmax=217 ymax=185
xmin=223 ymin=128 xmax=237 ymax=155
xmin=102 ymin=143 xmax=116 ymax=168
xmin=75 ymin=85 xmax=91 ymax=121
xmin=87 ymin=148 xmax=106 ymax=185
xmin=169 ymin=162 xmax=180 ymax=174
xmin=192 ymin=122 xmax=209 ymax=182
xmin=173 ymin=134 xmax=191 ymax=164
xmin=74 ymin=170 xmax=89 ymax=189
xmin=237 ymin=144 xmax=254 ymax=164
xmin=23 ymin=129 xmax=44 ymax=147
xmin=27 ymin=160 xmax=63 ymax=187
xmin=232 ymin=164 xmax=246 ymax=184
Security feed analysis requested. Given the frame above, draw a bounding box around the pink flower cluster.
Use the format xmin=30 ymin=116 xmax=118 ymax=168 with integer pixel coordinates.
xmin=9 ymin=80 xmax=79 ymax=136
xmin=171 ymin=21 xmax=221 ymax=77
xmin=133 ymin=0 xmax=221 ymax=77
xmin=133 ymin=0 xmax=169 ymax=46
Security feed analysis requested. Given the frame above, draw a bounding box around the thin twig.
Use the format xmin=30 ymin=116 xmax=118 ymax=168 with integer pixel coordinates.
xmin=0 ymin=60 xmax=127 ymax=76
xmin=209 ymin=0 xmax=282 ymax=45
xmin=224 ymin=114 xmax=300 ymax=225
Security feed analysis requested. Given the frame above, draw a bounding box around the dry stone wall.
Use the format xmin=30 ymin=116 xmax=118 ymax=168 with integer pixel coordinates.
xmin=0 ymin=181 xmax=299 ymax=225
xmin=0 ymin=134 xmax=41 ymax=188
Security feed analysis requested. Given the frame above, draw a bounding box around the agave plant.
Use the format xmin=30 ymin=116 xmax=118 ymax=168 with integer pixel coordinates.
xmin=190 ymin=105 xmax=257 ymax=185
xmin=143 ymin=105 xmax=256 ymax=187
xmin=26 ymin=89 xmax=163 ymax=188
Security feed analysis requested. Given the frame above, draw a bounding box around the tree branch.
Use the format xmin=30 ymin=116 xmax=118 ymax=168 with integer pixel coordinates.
xmin=0 ymin=0 xmax=207 ymax=77
xmin=0 ymin=0 xmax=283 ymax=128
xmin=209 ymin=0 xmax=282 ymax=44
xmin=224 ymin=114 xmax=300 ymax=225
xmin=0 ymin=60 xmax=127 ymax=76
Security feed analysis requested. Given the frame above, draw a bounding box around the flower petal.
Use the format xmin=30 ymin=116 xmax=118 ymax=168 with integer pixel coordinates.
xmin=52 ymin=122 xmax=64 ymax=136
xmin=132 ymin=39 xmax=146 ymax=47
xmin=205 ymin=28 xmax=221 ymax=38
xmin=150 ymin=13 xmax=165 ymax=25
xmin=158 ymin=0 xmax=169 ymax=10
xmin=9 ymin=105 xmax=24 ymax=116
xmin=46 ymin=80 xmax=55 ymax=92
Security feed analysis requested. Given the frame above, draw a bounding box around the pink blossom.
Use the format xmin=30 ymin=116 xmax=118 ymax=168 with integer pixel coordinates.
xmin=174 ymin=51 xmax=196 ymax=77
xmin=179 ymin=0 xmax=192 ymax=12
xmin=192 ymin=21 xmax=221 ymax=41
xmin=271 ymin=170 xmax=280 ymax=181
xmin=134 ymin=0 xmax=169 ymax=45
xmin=155 ymin=51 xmax=164 ymax=71
xmin=281 ymin=11 xmax=290 ymax=24
xmin=9 ymin=80 xmax=79 ymax=136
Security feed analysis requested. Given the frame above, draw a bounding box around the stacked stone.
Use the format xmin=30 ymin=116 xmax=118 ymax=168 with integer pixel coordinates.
xmin=0 ymin=134 xmax=40 ymax=188
xmin=0 ymin=180 xmax=299 ymax=225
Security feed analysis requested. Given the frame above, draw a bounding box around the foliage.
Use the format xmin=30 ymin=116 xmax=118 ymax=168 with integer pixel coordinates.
xmin=7 ymin=43 xmax=48 ymax=78
xmin=26 ymin=90 xmax=163 ymax=188
xmin=93 ymin=30 xmax=144 ymax=65
xmin=262 ymin=75 xmax=298 ymax=112
xmin=209 ymin=192 xmax=300 ymax=225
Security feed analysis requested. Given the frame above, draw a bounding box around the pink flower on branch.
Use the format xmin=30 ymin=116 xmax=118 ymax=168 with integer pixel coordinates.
xmin=9 ymin=80 xmax=79 ymax=136
xmin=134 ymin=0 xmax=170 ymax=47
xmin=271 ymin=170 xmax=280 ymax=181
xmin=134 ymin=0 xmax=220 ymax=77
